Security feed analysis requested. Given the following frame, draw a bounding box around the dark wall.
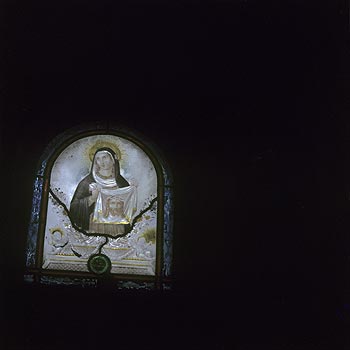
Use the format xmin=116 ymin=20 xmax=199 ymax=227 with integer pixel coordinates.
xmin=1 ymin=1 xmax=349 ymax=349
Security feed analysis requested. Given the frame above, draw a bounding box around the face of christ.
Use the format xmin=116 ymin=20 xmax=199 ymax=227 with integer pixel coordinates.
xmin=104 ymin=196 xmax=125 ymax=218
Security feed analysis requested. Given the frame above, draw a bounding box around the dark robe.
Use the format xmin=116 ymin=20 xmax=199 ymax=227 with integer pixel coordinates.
xmin=70 ymin=174 xmax=96 ymax=231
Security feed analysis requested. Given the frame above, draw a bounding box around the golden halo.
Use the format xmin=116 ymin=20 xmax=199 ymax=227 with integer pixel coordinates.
xmin=88 ymin=140 xmax=122 ymax=162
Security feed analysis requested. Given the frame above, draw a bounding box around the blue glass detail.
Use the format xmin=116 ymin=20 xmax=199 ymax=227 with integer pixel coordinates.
xmin=26 ymin=176 xmax=44 ymax=267
xmin=163 ymin=186 xmax=173 ymax=277
xmin=161 ymin=164 xmax=173 ymax=187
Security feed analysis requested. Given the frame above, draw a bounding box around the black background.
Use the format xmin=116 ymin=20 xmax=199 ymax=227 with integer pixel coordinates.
xmin=1 ymin=0 xmax=349 ymax=349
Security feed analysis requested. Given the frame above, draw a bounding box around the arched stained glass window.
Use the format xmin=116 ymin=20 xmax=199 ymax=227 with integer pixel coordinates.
xmin=24 ymin=122 xmax=173 ymax=290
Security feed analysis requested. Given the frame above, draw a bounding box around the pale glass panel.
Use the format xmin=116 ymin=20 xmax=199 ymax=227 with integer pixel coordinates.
xmin=43 ymin=135 xmax=157 ymax=276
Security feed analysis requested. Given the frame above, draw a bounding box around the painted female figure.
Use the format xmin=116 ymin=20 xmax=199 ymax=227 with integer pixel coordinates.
xmin=70 ymin=148 xmax=137 ymax=237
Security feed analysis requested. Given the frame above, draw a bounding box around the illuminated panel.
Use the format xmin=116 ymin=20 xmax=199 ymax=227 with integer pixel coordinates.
xmin=43 ymin=135 xmax=158 ymax=276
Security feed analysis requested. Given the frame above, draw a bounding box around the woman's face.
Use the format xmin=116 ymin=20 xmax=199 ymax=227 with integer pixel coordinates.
xmin=95 ymin=151 xmax=114 ymax=171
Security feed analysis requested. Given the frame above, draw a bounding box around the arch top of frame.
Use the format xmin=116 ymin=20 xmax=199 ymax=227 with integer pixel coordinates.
xmin=35 ymin=122 xmax=173 ymax=188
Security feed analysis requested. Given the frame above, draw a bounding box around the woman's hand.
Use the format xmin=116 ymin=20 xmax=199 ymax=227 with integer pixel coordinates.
xmin=88 ymin=183 xmax=100 ymax=205
xmin=90 ymin=187 xmax=99 ymax=202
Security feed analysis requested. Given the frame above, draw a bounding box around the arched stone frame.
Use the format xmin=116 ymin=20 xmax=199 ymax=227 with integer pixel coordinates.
xmin=24 ymin=122 xmax=173 ymax=290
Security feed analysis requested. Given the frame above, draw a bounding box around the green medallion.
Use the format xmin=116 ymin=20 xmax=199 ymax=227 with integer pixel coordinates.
xmin=87 ymin=254 xmax=111 ymax=275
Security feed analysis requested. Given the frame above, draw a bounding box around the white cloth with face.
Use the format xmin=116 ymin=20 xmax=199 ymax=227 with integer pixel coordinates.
xmin=92 ymin=185 xmax=137 ymax=225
